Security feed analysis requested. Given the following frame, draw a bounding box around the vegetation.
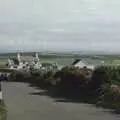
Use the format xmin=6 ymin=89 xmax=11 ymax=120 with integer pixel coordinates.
xmin=0 ymin=101 xmax=6 ymax=120
xmin=92 ymin=66 xmax=120 ymax=111
xmin=0 ymin=59 xmax=7 ymax=68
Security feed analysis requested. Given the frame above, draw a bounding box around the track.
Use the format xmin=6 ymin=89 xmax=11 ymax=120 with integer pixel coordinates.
xmin=2 ymin=82 xmax=120 ymax=120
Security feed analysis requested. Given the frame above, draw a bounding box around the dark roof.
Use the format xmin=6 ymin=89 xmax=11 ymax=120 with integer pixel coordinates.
xmin=72 ymin=59 xmax=82 ymax=65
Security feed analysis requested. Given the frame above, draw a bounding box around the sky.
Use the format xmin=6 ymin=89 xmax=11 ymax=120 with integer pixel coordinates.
xmin=0 ymin=0 xmax=120 ymax=53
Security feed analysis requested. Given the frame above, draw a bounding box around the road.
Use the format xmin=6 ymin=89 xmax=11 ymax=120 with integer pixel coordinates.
xmin=2 ymin=82 xmax=120 ymax=120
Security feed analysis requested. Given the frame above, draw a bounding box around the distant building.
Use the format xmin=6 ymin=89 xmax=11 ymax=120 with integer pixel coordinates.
xmin=72 ymin=59 xmax=95 ymax=70
xmin=7 ymin=52 xmax=59 ymax=73
xmin=7 ymin=52 xmax=42 ymax=71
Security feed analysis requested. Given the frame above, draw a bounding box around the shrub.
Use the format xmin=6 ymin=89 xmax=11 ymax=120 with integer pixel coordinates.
xmin=54 ymin=66 xmax=93 ymax=95
xmin=97 ymin=84 xmax=120 ymax=110
xmin=91 ymin=65 xmax=120 ymax=90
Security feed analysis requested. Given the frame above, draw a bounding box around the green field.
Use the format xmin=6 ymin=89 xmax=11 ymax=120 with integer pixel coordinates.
xmin=0 ymin=59 xmax=7 ymax=67
xmin=0 ymin=53 xmax=120 ymax=68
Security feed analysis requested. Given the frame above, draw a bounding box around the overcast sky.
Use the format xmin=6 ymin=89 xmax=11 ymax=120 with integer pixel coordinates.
xmin=0 ymin=0 xmax=120 ymax=53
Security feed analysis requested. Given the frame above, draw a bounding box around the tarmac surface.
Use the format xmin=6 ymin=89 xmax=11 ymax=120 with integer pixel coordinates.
xmin=2 ymin=82 xmax=120 ymax=120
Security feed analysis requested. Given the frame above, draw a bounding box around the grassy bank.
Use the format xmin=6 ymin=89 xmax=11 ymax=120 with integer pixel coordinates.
xmin=9 ymin=65 xmax=120 ymax=112
xmin=0 ymin=101 xmax=6 ymax=120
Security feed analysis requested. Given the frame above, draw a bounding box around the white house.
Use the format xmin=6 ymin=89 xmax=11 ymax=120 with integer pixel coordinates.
xmin=7 ymin=52 xmax=42 ymax=71
xmin=7 ymin=52 xmax=59 ymax=73
xmin=72 ymin=59 xmax=95 ymax=70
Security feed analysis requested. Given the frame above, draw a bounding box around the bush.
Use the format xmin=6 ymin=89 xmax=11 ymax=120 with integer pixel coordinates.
xmin=54 ymin=66 xmax=93 ymax=96
xmin=97 ymin=84 xmax=120 ymax=110
xmin=91 ymin=65 xmax=120 ymax=90
xmin=9 ymin=71 xmax=31 ymax=83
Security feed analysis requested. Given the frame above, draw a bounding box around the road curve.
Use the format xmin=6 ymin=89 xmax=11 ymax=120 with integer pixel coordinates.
xmin=2 ymin=82 xmax=120 ymax=120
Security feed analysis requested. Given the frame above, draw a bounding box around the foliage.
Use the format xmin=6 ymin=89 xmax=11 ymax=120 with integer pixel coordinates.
xmin=0 ymin=101 xmax=6 ymax=120
xmin=92 ymin=65 xmax=120 ymax=86
xmin=54 ymin=66 xmax=93 ymax=95
xmin=97 ymin=84 xmax=120 ymax=110
xmin=54 ymin=66 xmax=120 ymax=109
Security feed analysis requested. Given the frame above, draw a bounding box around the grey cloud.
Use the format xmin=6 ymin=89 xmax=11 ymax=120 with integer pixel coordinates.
xmin=0 ymin=0 xmax=120 ymax=52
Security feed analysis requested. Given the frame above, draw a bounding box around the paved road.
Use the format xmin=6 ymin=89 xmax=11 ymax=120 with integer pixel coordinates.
xmin=2 ymin=82 xmax=120 ymax=120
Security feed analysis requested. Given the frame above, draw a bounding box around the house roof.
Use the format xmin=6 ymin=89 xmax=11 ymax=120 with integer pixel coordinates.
xmin=72 ymin=59 xmax=95 ymax=70
xmin=20 ymin=56 xmax=34 ymax=63
xmin=72 ymin=59 xmax=82 ymax=65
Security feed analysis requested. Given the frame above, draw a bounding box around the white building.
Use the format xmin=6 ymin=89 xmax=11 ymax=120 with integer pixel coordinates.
xmin=8 ymin=52 xmax=42 ymax=71
xmin=7 ymin=52 xmax=59 ymax=72
xmin=72 ymin=59 xmax=95 ymax=70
